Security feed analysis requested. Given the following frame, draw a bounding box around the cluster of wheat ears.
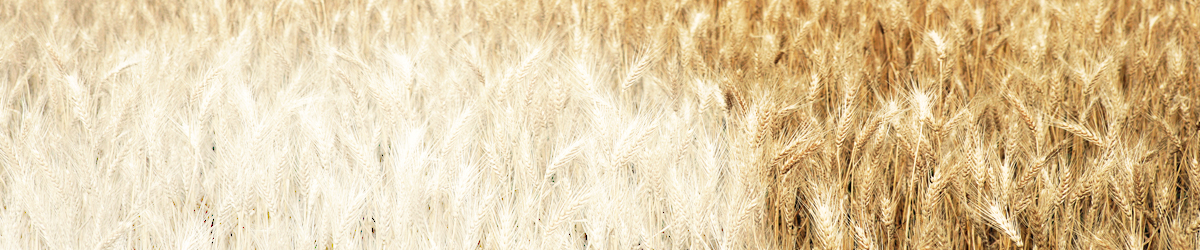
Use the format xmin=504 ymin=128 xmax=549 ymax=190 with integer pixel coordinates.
xmin=1 ymin=0 xmax=1198 ymax=249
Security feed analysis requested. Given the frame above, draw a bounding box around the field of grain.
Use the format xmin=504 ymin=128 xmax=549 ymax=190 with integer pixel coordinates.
xmin=1 ymin=0 xmax=1198 ymax=249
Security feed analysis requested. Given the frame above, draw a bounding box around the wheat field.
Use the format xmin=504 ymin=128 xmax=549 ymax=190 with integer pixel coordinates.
xmin=1 ymin=0 xmax=1198 ymax=249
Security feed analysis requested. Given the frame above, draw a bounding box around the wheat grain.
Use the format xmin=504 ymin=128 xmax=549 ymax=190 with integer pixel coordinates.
xmin=544 ymin=139 xmax=584 ymax=182
xmin=1054 ymin=120 xmax=1106 ymax=147
xmin=621 ymin=42 xmax=660 ymax=91
xmin=780 ymin=136 xmax=824 ymax=175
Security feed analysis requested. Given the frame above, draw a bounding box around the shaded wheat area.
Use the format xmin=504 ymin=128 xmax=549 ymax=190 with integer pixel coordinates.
xmin=0 ymin=0 xmax=1198 ymax=249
